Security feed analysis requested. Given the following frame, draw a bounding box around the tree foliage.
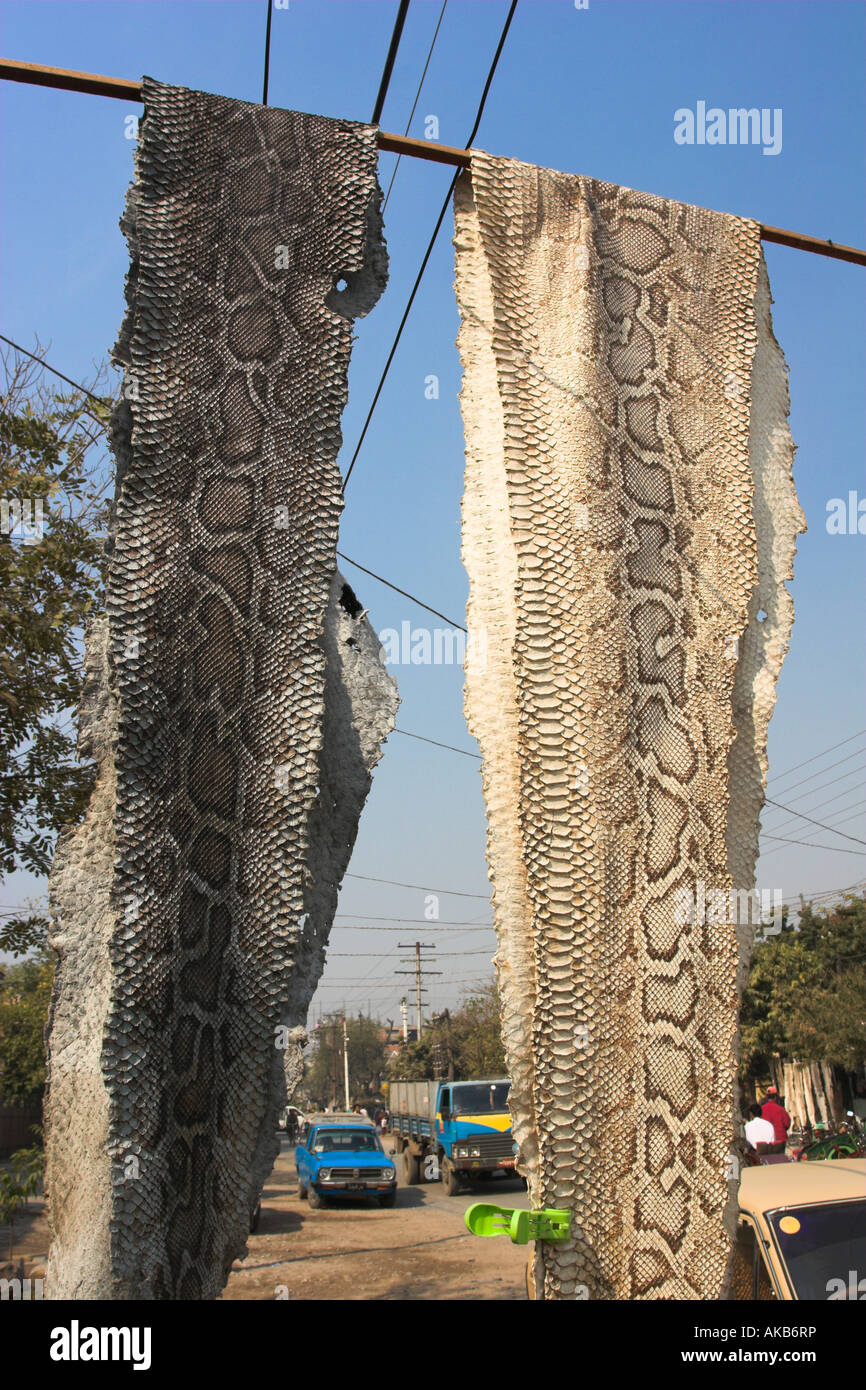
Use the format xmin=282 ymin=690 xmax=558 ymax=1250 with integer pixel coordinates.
xmin=0 ymin=951 xmax=54 ymax=1105
xmin=388 ymin=984 xmax=507 ymax=1081
xmin=740 ymin=893 xmax=866 ymax=1075
xmin=0 ymin=346 xmax=113 ymax=951
xmin=306 ymin=1013 xmax=389 ymax=1106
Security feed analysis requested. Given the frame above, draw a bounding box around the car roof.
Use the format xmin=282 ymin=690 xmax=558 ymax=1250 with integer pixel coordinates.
xmin=306 ymin=1112 xmax=375 ymax=1127
xmin=739 ymin=1158 xmax=866 ymax=1214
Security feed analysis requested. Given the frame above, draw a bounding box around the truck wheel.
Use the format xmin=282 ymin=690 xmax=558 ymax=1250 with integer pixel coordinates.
xmin=307 ymin=1186 xmax=325 ymax=1209
xmin=298 ymin=1181 xmax=307 ymax=1200
xmin=442 ymin=1157 xmax=461 ymax=1196
xmin=404 ymin=1149 xmax=421 ymax=1185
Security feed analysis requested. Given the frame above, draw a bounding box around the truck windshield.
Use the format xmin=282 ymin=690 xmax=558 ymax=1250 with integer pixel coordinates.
xmin=314 ymin=1130 xmax=380 ymax=1153
xmin=452 ymin=1083 xmax=510 ymax=1115
xmin=769 ymin=1200 xmax=866 ymax=1299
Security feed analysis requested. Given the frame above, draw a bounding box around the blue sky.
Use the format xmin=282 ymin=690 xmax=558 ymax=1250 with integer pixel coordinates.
xmin=1 ymin=0 xmax=864 ymax=1023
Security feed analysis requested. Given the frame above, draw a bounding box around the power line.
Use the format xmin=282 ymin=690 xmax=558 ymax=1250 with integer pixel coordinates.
xmin=335 ymin=913 xmax=491 ymax=925
xmin=341 ymin=0 xmax=518 ymax=491
xmin=316 ymin=976 xmax=490 ymax=988
xmin=1 ymin=338 xmax=462 ymax=635
xmin=761 ymin=809 xmax=866 ymax=862
xmin=328 ymin=948 xmax=493 ymax=957
xmin=371 ymin=0 xmax=411 ymax=125
xmin=798 ymin=879 xmax=866 ymax=902
xmin=382 ymin=1 xmax=448 ymax=213
xmin=332 ymin=923 xmax=494 ymax=933
xmin=762 ymin=782 xmax=865 ymax=839
xmin=395 ymin=727 xmax=480 ymax=759
xmin=262 ymin=0 xmax=274 ymax=106
xmin=337 ymin=551 xmax=465 ymax=629
xmin=0 ymin=333 xmax=110 ymax=412
xmin=763 ymin=798 xmax=866 ymax=848
xmin=345 ymin=871 xmax=487 ymax=898
xmin=760 ymin=834 xmax=866 ymax=856
xmin=767 ymin=730 xmax=866 ymax=787
xmin=761 ymin=754 xmax=866 ymax=813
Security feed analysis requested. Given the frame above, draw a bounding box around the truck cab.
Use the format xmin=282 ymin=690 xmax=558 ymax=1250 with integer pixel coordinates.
xmin=389 ymin=1077 xmax=516 ymax=1195
xmin=436 ymin=1080 xmax=515 ymax=1192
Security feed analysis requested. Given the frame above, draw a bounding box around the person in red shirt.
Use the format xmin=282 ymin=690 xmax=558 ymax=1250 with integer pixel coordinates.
xmin=761 ymin=1087 xmax=791 ymax=1148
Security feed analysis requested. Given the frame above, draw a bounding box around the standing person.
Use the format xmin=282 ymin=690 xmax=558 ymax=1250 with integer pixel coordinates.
xmin=744 ymin=1103 xmax=776 ymax=1153
xmin=761 ymin=1086 xmax=791 ymax=1150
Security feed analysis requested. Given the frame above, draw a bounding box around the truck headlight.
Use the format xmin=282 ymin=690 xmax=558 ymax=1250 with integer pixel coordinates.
xmin=318 ymin=1168 xmax=331 ymax=1181
xmin=455 ymin=1145 xmax=469 ymax=1158
xmin=470 ymin=1146 xmax=481 ymax=1158
xmin=385 ymin=1168 xmax=396 ymax=1182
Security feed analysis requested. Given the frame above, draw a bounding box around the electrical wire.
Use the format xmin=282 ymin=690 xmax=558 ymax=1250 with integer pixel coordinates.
xmin=337 ymin=551 xmax=465 ymax=629
xmin=345 ymin=871 xmax=487 ymax=898
xmin=262 ymin=0 xmax=274 ymax=106
xmin=761 ymin=755 xmax=866 ymax=814
xmin=766 ymin=730 xmax=866 ymax=786
xmin=371 ymin=0 xmax=412 ymax=125
xmin=335 ymin=913 xmax=491 ymax=924
xmin=381 ymin=1 xmax=448 ymax=213
xmin=395 ymin=728 xmax=480 ymax=759
xmin=341 ymin=0 xmax=518 ymax=492
xmin=759 ymin=835 xmax=866 ymax=856
xmin=762 ymin=782 xmax=866 ymax=839
xmin=0 ymin=332 xmax=111 ymax=421
xmin=760 ymin=808 xmax=866 ymax=861
xmin=763 ymin=798 xmax=866 ymax=848
xmin=328 ymin=948 xmax=493 ymax=957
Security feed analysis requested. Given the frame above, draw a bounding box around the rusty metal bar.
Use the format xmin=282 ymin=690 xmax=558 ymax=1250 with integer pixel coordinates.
xmin=1 ymin=58 xmax=863 ymax=266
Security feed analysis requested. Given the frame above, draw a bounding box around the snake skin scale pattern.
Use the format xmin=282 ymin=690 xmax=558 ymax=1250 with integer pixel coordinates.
xmin=455 ymin=153 xmax=803 ymax=1301
xmin=44 ymin=78 xmax=396 ymax=1299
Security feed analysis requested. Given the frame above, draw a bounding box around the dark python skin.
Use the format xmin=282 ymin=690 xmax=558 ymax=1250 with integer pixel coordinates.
xmin=96 ymin=79 xmax=386 ymax=1298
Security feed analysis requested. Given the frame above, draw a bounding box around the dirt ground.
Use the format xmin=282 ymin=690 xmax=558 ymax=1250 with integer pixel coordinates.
xmin=223 ymin=1134 xmax=531 ymax=1301
xmin=1 ymin=1135 xmax=530 ymax=1300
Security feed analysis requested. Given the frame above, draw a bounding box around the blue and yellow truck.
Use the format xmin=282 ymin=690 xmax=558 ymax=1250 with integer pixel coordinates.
xmin=388 ymin=1079 xmax=515 ymax=1196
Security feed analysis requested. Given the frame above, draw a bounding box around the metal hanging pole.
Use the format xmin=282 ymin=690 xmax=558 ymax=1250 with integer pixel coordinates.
xmin=2 ymin=59 xmax=864 ymax=267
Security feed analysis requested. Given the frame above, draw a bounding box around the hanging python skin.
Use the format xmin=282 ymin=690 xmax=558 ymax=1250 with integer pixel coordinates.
xmin=45 ymin=78 xmax=397 ymax=1300
xmin=455 ymin=153 xmax=804 ymax=1301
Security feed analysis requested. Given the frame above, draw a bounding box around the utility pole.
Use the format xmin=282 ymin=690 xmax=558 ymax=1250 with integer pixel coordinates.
xmin=396 ymin=943 xmax=441 ymax=1038
xmin=342 ymin=1017 xmax=350 ymax=1110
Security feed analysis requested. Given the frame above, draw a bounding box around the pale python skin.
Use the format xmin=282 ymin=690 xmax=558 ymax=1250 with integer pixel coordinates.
xmin=456 ymin=155 xmax=802 ymax=1300
xmin=45 ymin=79 xmax=390 ymax=1299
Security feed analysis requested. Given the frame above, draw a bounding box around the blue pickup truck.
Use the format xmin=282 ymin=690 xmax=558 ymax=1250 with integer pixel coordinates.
xmin=296 ymin=1114 xmax=398 ymax=1209
xmin=389 ymin=1079 xmax=516 ymax=1195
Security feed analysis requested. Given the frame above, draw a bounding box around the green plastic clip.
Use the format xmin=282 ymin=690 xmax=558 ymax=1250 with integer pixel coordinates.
xmin=464 ymin=1202 xmax=571 ymax=1245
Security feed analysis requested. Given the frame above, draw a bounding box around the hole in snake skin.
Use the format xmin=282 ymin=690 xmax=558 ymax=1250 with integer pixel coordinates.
xmin=757 ymin=608 xmax=768 ymax=622
xmin=339 ymin=582 xmax=363 ymax=617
